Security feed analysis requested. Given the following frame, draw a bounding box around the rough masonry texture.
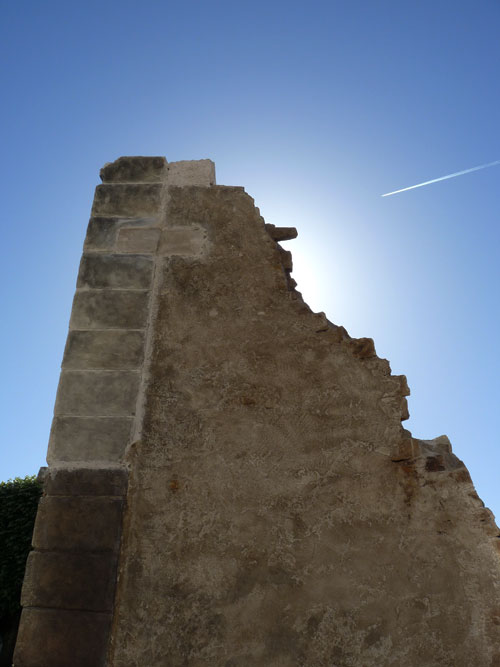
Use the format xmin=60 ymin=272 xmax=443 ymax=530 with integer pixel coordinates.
xmin=15 ymin=156 xmax=500 ymax=666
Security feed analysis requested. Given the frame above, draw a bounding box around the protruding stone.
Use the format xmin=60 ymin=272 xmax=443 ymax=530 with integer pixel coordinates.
xmin=265 ymin=223 xmax=298 ymax=241
xmin=278 ymin=247 xmax=293 ymax=271
xmin=348 ymin=336 xmax=376 ymax=359
xmin=395 ymin=374 xmax=411 ymax=396
xmin=100 ymin=156 xmax=167 ymax=183
xmin=391 ymin=434 xmax=421 ymax=461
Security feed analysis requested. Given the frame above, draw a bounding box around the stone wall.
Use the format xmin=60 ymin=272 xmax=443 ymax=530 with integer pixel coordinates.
xmin=14 ymin=157 xmax=500 ymax=666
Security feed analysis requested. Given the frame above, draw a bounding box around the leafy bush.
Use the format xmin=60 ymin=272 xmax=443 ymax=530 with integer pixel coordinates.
xmin=0 ymin=475 xmax=42 ymax=665
xmin=0 ymin=476 xmax=42 ymax=618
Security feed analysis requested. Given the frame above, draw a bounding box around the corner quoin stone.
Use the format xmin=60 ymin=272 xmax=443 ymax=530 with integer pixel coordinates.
xmin=62 ymin=330 xmax=145 ymax=370
xmin=54 ymin=370 xmax=140 ymax=416
xmin=77 ymin=253 xmax=153 ymax=290
xmin=48 ymin=416 xmax=133 ymax=464
xmin=69 ymin=290 xmax=150 ymax=330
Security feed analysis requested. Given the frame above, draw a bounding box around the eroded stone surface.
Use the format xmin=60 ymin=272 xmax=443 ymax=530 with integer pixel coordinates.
xmin=69 ymin=289 xmax=150 ymax=329
xmin=63 ymin=330 xmax=145 ymax=370
xmin=16 ymin=158 xmax=500 ymax=667
xmin=107 ymin=184 xmax=500 ymax=666
xmin=54 ymin=370 xmax=140 ymax=416
xmin=48 ymin=416 xmax=133 ymax=463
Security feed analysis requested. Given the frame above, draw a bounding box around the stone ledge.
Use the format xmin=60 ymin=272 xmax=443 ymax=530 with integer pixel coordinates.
xmin=265 ymin=224 xmax=298 ymax=241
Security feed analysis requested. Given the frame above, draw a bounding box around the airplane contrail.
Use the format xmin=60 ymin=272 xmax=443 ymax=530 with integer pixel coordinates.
xmin=381 ymin=159 xmax=500 ymax=197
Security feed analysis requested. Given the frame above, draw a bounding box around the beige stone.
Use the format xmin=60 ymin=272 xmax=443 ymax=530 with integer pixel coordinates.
xmin=47 ymin=416 xmax=133 ymax=464
xmin=167 ymin=159 xmax=215 ymax=186
xmin=107 ymin=181 xmax=500 ymax=667
xmin=115 ymin=227 xmax=160 ymax=253
xmin=54 ymin=370 xmax=140 ymax=416
xmin=158 ymin=225 xmax=208 ymax=257
xmin=16 ymin=158 xmax=500 ymax=667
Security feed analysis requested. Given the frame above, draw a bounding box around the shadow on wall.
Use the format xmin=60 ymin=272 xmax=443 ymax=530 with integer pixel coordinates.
xmin=0 ymin=475 xmax=43 ymax=667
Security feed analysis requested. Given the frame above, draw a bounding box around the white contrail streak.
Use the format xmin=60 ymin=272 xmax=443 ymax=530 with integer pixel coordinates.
xmin=381 ymin=159 xmax=500 ymax=197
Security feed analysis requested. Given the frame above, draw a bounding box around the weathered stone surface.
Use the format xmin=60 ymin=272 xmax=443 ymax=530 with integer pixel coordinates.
xmin=14 ymin=608 xmax=111 ymax=667
xmin=77 ymin=253 xmax=153 ymax=289
xmin=33 ymin=496 xmax=123 ymax=552
xmin=21 ymin=551 xmax=117 ymax=611
xmin=54 ymin=370 xmax=140 ymax=416
xmin=115 ymin=226 xmax=160 ymax=253
xmin=84 ymin=216 xmax=158 ymax=250
xmin=107 ymin=183 xmax=500 ymax=667
xmin=92 ymin=183 xmax=162 ymax=217
xmin=167 ymin=159 xmax=215 ymax=186
xmin=43 ymin=467 xmax=128 ymax=497
xmin=100 ymin=156 xmax=167 ymax=183
xmin=63 ymin=330 xmax=145 ymax=369
xmin=48 ymin=416 xmax=133 ymax=463
xmin=70 ymin=289 xmax=149 ymax=329
xmin=16 ymin=159 xmax=500 ymax=667
xmin=158 ymin=225 xmax=208 ymax=256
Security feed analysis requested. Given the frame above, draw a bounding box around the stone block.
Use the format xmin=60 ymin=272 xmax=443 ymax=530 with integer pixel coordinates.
xmin=54 ymin=370 xmax=140 ymax=416
xmin=48 ymin=416 xmax=132 ymax=464
xmin=14 ymin=607 xmax=111 ymax=667
xmin=63 ymin=330 xmax=145 ymax=370
xmin=70 ymin=289 xmax=149 ymax=329
xmin=77 ymin=253 xmax=153 ymax=289
xmin=43 ymin=467 xmax=128 ymax=497
xmin=84 ymin=216 xmax=158 ymax=250
xmin=115 ymin=227 xmax=161 ymax=253
xmin=265 ymin=224 xmax=298 ymax=241
xmin=21 ymin=551 xmax=117 ymax=611
xmin=167 ymin=159 xmax=215 ymax=186
xmin=91 ymin=183 xmax=162 ymax=217
xmin=100 ymin=156 xmax=167 ymax=183
xmin=32 ymin=496 xmax=123 ymax=551
xmin=158 ymin=225 xmax=208 ymax=256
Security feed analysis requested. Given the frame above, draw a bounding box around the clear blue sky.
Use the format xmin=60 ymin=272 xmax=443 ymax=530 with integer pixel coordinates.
xmin=1 ymin=1 xmax=499 ymax=517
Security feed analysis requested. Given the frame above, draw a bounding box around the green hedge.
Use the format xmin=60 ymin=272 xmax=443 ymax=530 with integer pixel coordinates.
xmin=0 ymin=476 xmax=43 ymax=619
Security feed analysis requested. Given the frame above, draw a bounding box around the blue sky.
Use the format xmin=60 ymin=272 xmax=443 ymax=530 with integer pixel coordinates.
xmin=1 ymin=1 xmax=499 ymax=516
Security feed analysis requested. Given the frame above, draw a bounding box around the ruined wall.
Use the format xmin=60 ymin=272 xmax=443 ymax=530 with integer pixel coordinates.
xmin=15 ymin=157 xmax=500 ymax=666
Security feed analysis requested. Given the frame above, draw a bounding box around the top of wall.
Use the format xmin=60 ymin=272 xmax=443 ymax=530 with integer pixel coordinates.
xmin=99 ymin=155 xmax=216 ymax=186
